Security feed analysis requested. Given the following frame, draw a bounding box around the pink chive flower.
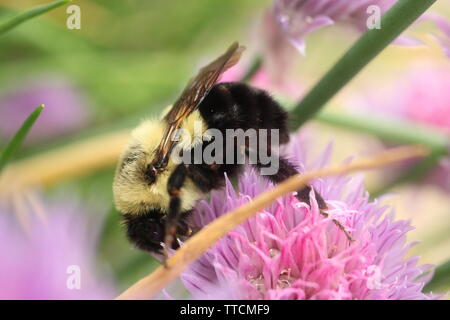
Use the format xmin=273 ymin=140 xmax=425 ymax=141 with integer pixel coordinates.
xmin=0 ymin=75 xmax=91 ymax=144
xmin=432 ymin=14 xmax=450 ymax=57
xmin=391 ymin=67 xmax=450 ymax=134
xmin=180 ymin=132 xmax=436 ymax=300
xmin=417 ymin=12 xmax=450 ymax=58
xmin=356 ymin=64 xmax=450 ymax=192
xmin=266 ymin=0 xmax=396 ymax=55
xmin=0 ymin=195 xmax=116 ymax=299
xmin=260 ymin=1 xmax=397 ymax=84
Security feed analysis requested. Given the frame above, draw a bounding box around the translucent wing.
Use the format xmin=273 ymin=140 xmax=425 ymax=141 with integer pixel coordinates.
xmin=153 ymin=42 xmax=245 ymax=169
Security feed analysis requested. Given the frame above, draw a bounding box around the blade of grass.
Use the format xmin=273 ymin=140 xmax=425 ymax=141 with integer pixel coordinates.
xmin=0 ymin=0 xmax=71 ymax=37
xmin=0 ymin=105 xmax=44 ymax=173
xmin=290 ymin=0 xmax=437 ymax=130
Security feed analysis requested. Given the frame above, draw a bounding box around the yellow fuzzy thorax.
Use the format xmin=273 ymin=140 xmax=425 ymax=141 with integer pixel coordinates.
xmin=113 ymin=108 xmax=208 ymax=215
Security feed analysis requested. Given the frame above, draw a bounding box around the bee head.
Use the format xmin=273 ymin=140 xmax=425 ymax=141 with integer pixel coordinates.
xmin=113 ymin=118 xmax=202 ymax=217
xmin=113 ymin=119 xmax=177 ymax=216
xmin=145 ymin=164 xmax=158 ymax=185
xmin=123 ymin=212 xmax=175 ymax=253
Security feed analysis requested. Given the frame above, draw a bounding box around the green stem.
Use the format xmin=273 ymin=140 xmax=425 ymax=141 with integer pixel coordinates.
xmin=315 ymin=111 xmax=449 ymax=195
xmin=0 ymin=0 xmax=71 ymax=36
xmin=290 ymin=0 xmax=437 ymax=130
xmin=240 ymin=56 xmax=263 ymax=82
xmin=315 ymin=112 xmax=449 ymax=152
xmin=0 ymin=105 xmax=44 ymax=172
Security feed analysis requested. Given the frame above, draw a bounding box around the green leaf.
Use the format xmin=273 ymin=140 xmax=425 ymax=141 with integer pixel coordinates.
xmin=0 ymin=0 xmax=71 ymax=37
xmin=290 ymin=0 xmax=437 ymax=130
xmin=0 ymin=105 xmax=44 ymax=172
xmin=424 ymin=260 xmax=450 ymax=293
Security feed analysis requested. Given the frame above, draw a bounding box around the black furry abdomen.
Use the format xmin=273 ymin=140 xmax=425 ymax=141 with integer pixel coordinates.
xmin=198 ymin=82 xmax=290 ymax=144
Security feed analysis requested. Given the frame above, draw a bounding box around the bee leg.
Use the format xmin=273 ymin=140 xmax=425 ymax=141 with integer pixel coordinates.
xmin=163 ymin=164 xmax=188 ymax=268
xmin=297 ymin=184 xmax=354 ymax=242
xmin=252 ymin=152 xmax=354 ymax=242
xmin=176 ymin=216 xmax=193 ymax=237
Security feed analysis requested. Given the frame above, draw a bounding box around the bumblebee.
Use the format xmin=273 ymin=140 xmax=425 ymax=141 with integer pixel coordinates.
xmin=113 ymin=42 xmax=351 ymax=263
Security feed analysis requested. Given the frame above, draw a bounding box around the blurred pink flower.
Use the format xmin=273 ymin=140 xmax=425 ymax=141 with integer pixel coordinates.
xmin=270 ymin=0 xmax=396 ymax=54
xmin=435 ymin=17 xmax=450 ymax=57
xmin=0 ymin=195 xmax=115 ymax=299
xmin=393 ymin=68 xmax=450 ymax=133
xmin=261 ymin=1 xmax=450 ymax=83
xmin=260 ymin=1 xmax=396 ymax=83
xmin=221 ymin=65 xmax=302 ymax=98
xmin=422 ymin=13 xmax=450 ymax=58
xmin=357 ymin=65 xmax=450 ymax=191
xmin=0 ymin=75 xmax=91 ymax=143
xmin=180 ymin=132 xmax=436 ymax=300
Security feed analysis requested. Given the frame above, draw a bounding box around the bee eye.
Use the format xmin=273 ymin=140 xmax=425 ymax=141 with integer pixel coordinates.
xmin=146 ymin=164 xmax=158 ymax=184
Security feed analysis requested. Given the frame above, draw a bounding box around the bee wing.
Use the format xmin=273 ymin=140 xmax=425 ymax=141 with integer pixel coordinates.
xmin=153 ymin=42 xmax=245 ymax=168
xmin=165 ymin=42 xmax=245 ymax=124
